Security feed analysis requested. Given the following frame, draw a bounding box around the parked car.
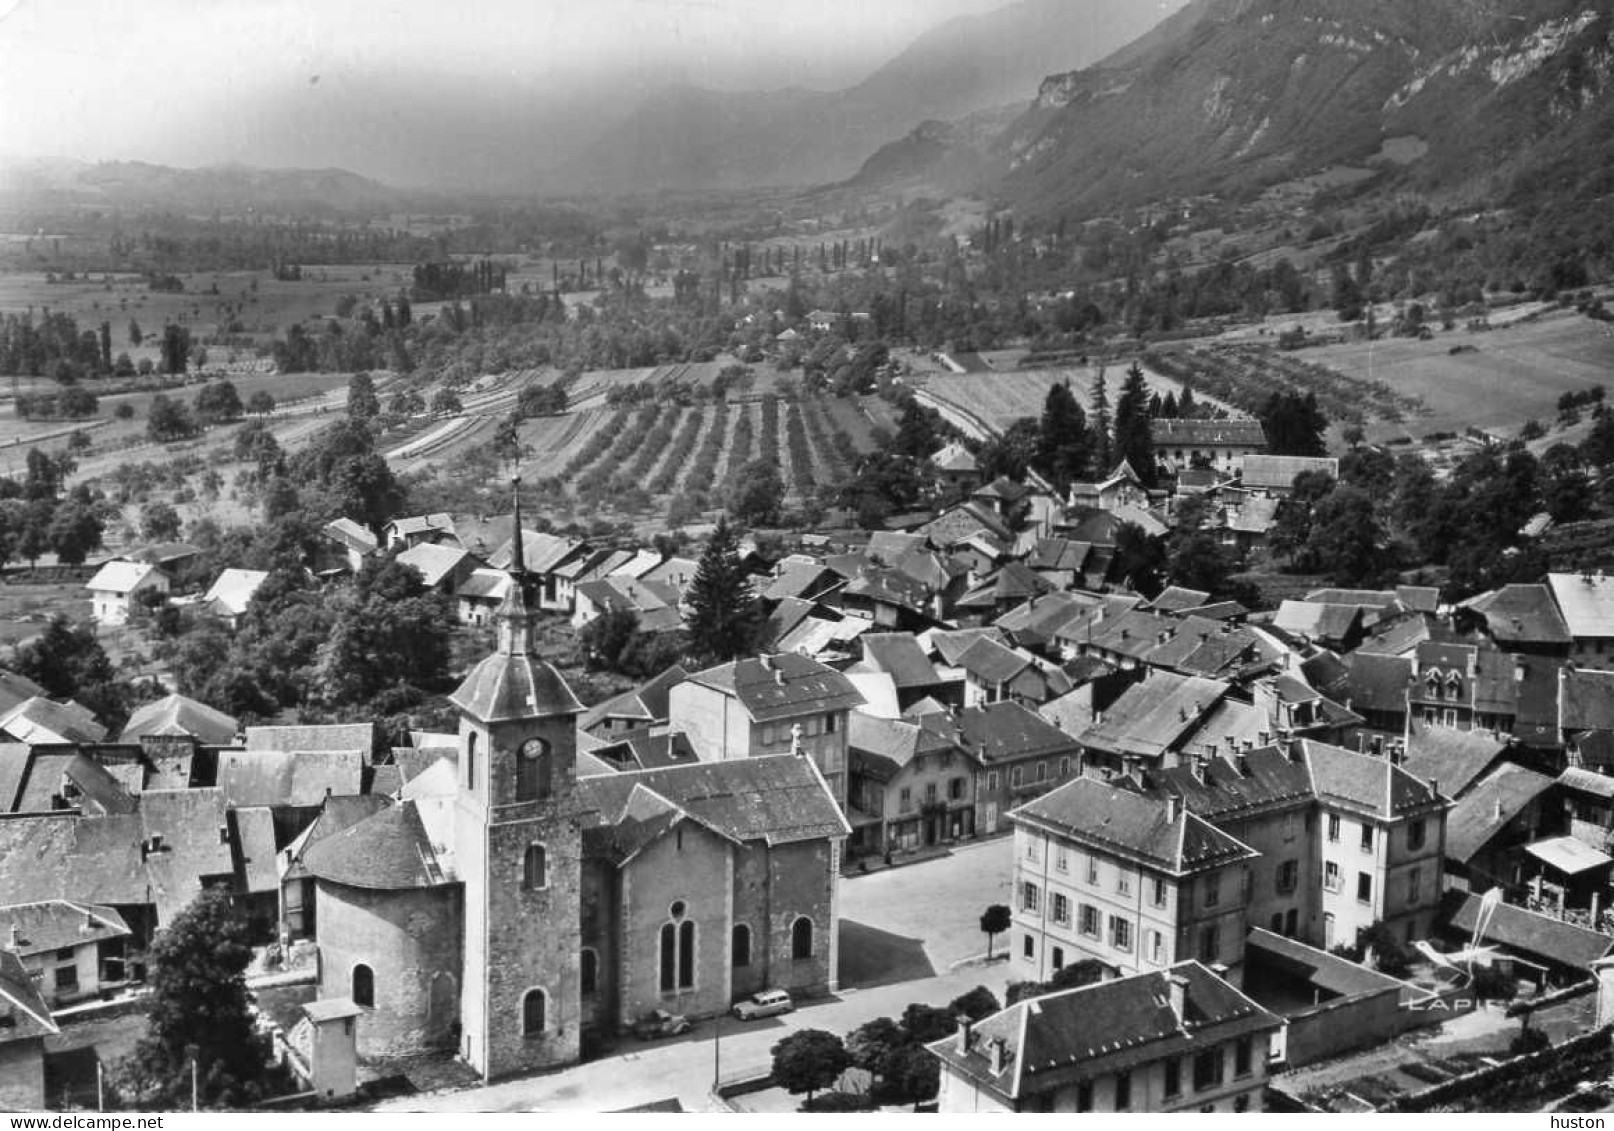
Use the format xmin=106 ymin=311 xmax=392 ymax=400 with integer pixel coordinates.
xmin=732 ymin=989 xmax=794 ymax=1021
xmin=632 ymin=1008 xmax=691 ymax=1040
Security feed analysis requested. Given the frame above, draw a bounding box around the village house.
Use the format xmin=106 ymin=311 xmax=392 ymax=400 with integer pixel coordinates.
xmin=0 ymin=901 xmax=132 ymax=1006
xmin=1239 ymin=454 xmax=1338 ymax=496
xmin=1067 ymin=459 xmax=1149 ymax=513
xmin=578 ymin=666 xmax=689 ymax=740
xmin=954 ymin=700 xmax=1082 ymax=836
xmin=381 ymin=512 xmax=457 ymax=551
xmin=1547 ymin=571 xmax=1614 ymax=671
xmin=1152 ymin=419 xmax=1268 ymax=476
xmin=927 ymin=962 xmax=1282 ymax=1113
xmin=846 ymin=711 xmax=976 ymax=857
xmin=201 ymin=568 xmax=270 ymax=631
xmin=319 ymin=518 xmax=380 ymax=575
xmin=84 ymin=559 xmax=169 ymax=626
xmin=669 ymin=653 xmax=866 ymax=809
xmin=395 ymin=541 xmax=481 ymax=597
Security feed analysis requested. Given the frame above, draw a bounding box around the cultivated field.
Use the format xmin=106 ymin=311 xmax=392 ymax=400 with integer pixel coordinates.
xmin=915 ymin=365 xmax=1235 ymax=440
xmin=1301 ymin=307 xmax=1614 ymax=440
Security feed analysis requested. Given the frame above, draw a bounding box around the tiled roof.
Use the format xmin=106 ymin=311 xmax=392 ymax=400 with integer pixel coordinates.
xmin=396 ymin=542 xmax=475 ymax=588
xmin=589 ymin=730 xmax=702 ymax=773
xmin=866 ymin=531 xmax=928 ymax=566
xmin=1445 ymin=765 xmax=1557 ymax=864
xmin=579 ymin=665 xmax=689 ymax=732
xmin=1401 ymin=726 xmax=1509 ymax=800
xmin=203 ymin=568 xmax=269 ymax=617
xmin=246 ymin=722 xmax=375 ymax=754
xmin=1396 ymin=586 xmax=1442 ymax=614
xmin=0 ymin=671 xmax=45 ymax=718
xmin=0 ymin=949 xmax=57 ymax=1040
xmin=1560 ymin=766 xmax=1614 ymax=799
xmin=85 ymin=559 xmax=158 ymax=595
xmin=842 ymin=567 xmax=934 ymax=615
xmin=1078 ymin=673 xmax=1231 ymax=761
xmin=957 ymin=636 xmax=1034 ymax=685
xmin=1241 ymin=454 xmax=1338 ymax=491
xmin=857 ymin=635 xmax=942 ymax=690
xmin=1305 ymin=588 xmax=1399 ymax=608
xmin=1273 ymin=600 xmax=1362 ymax=643
xmin=1143 ymin=746 xmax=1314 ymax=821
xmin=927 ymin=962 xmax=1280 ymax=1103
xmin=762 ymin=563 xmax=842 ymax=603
xmin=926 ymin=627 xmax=1008 ymax=667
xmin=848 ymin=712 xmax=959 ymax=775
xmin=231 ymin=806 xmax=279 ymax=894
xmin=0 ymin=697 xmax=107 ymax=745
xmin=1441 ymin=890 xmax=1613 ymax=969
xmin=279 ymin=794 xmax=392 ymax=882
xmin=119 ymin=694 xmax=239 ymax=746
xmin=0 ymin=900 xmax=129 ymax=957
xmin=686 ymin=653 xmax=865 ymax=723
xmin=61 ymin=753 xmax=138 ymax=816
xmin=487 ymin=529 xmax=583 ymax=573
xmin=575 ymin=754 xmax=850 ymax=855
xmin=302 ymin=799 xmax=452 ymax=890
xmin=919 ymin=501 xmax=1012 ymax=548
xmin=321 ymin=518 xmax=378 ymax=556
xmin=1305 ymin=739 xmax=1443 ymax=820
xmin=1153 ymin=418 xmax=1267 ymax=447
xmin=386 ymin=513 xmax=455 ymax=538
xmin=1342 ymin=652 xmax=1414 ymax=714
xmin=933 ymin=441 xmax=977 ymax=473
xmin=1026 ymin=538 xmax=1092 ymax=573
xmin=1548 ymin=573 xmax=1614 ymax=639
xmin=1012 ymin=777 xmax=1256 ymax=874
xmin=1152 ymin=586 xmax=1213 ymax=613
xmin=955 ymin=701 xmax=1079 ymax=765
xmin=218 ymin=748 xmax=364 ymax=809
xmin=457 ymin=568 xmax=511 ymax=601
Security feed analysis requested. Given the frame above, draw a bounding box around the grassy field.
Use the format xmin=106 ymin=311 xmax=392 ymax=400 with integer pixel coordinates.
xmin=916 ymin=364 xmax=1234 ymax=439
xmin=1303 ymin=307 xmax=1614 ymax=440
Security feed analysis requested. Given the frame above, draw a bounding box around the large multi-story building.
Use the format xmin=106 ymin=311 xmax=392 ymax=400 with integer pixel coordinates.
xmin=1008 ymin=778 xmax=1257 ymax=984
xmin=1006 ymin=740 xmax=1450 ymax=980
xmin=927 ymin=961 xmax=1283 ymax=1113
xmin=668 ymin=653 xmax=865 ymax=809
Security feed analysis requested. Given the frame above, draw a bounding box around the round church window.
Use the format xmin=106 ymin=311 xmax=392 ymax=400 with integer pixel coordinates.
xmin=669 ymin=900 xmax=686 ymax=919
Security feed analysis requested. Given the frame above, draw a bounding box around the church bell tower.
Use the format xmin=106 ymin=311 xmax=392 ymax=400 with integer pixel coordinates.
xmin=450 ymin=480 xmax=584 ymax=1079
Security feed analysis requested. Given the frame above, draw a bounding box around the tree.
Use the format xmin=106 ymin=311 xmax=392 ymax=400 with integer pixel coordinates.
xmin=193 ymin=380 xmax=243 ymax=424
xmin=1088 ymin=369 xmax=1113 ymax=471
xmin=846 ymin=1016 xmax=906 ymax=1083
xmin=48 ymin=497 xmax=106 ymax=565
xmin=310 ymin=556 xmax=452 ymax=710
xmin=112 ymin=887 xmax=272 ymax=1108
xmin=245 ymin=391 xmax=276 ymax=416
xmin=980 ymin=904 xmax=1011 ymax=960
xmin=12 ymin=613 xmax=126 ymax=726
xmin=328 ymin=453 xmax=406 ymax=540
xmin=578 ymin=608 xmax=640 ymax=671
xmin=892 ymin=397 xmax=941 ymax=459
xmin=948 ymin=986 xmax=1001 ymax=1023
xmin=770 ymin=1029 xmax=850 ymax=1105
xmin=431 ymin=387 xmax=464 ymax=416
xmin=147 ymin=394 xmax=200 ymax=442
xmin=685 ymin=518 xmax=760 ymax=664
xmin=1113 ymin=362 xmax=1156 ymax=487
xmin=1307 ymin=485 xmax=1385 ymax=586
xmin=347 ymin=371 xmax=380 ymax=422
xmin=1259 ymin=390 xmax=1329 ymax=457
xmin=977 ymin=417 xmax=1040 ymax=483
xmin=128 ymin=318 xmax=143 ymax=346
xmin=141 ymin=501 xmax=183 ymax=543
xmin=881 ymin=1043 xmax=940 ymax=1105
xmin=726 ymin=459 xmax=785 ymax=528
xmin=1036 ymin=381 xmax=1089 ymax=489
xmin=159 ymin=323 xmax=191 ymax=376
xmin=899 ymin=1002 xmax=958 ymax=1044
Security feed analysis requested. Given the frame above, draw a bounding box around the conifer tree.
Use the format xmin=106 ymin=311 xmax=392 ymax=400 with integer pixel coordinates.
xmin=1088 ymin=368 xmax=1113 ymax=473
xmin=1113 ymin=362 xmax=1156 ymax=487
xmin=686 ymin=518 xmax=760 ymax=664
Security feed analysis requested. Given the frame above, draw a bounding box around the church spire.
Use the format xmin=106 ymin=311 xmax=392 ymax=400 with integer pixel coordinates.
xmin=496 ymin=477 xmax=535 ymax=656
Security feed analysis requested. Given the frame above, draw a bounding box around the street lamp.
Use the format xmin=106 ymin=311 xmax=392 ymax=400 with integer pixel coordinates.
xmin=712 ymin=1007 xmax=722 ymax=1092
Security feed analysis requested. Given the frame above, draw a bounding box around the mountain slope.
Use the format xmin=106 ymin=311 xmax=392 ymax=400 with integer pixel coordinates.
xmin=0 ymin=157 xmax=399 ymax=213
xmin=991 ymin=0 xmax=1614 ymax=218
xmin=559 ymin=0 xmax=1188 ymax=192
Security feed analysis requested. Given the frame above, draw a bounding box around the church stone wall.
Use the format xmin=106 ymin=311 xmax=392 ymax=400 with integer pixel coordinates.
xmin=618 ymin=823 xmax=733 ymax=1025
xmin=314 ymin=879 xmax=462 ymax=1058
xmin=768 ymin=839 xmax=836 ymax=997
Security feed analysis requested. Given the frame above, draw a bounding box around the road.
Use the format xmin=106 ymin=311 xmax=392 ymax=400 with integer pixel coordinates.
xmin=373 ymin=837 xmax=1016 ymax=1113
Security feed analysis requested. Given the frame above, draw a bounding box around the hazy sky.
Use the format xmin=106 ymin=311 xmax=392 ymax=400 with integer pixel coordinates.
xmin=0 ymin=0 xmax=1010 ymax=173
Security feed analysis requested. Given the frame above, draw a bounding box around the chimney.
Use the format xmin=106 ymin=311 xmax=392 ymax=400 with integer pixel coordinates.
xmin=1224 ymin=734 xmax=1238 ymax=755
xmin=1493 ymin=798 xmax=1503 ymax=821
xmin=987 ymin=1037 xmax=1007 ymax=1075
xmin=775 ymin=668 xmax=786 ymax=686
xmin=1166 ymin=974 xmax=1188 ymax=1022
xmin=1259 ymin=731 xmax=1271 ymax=747
xmin=1515 ymin=658 xmax=1526 ymax=684
xmin=1236 ymin=751 xmax=1250 ymax=776
xmin=83 ymin=908 xmax=96 ymax=932
xmin=8 ymin=923 xmax=19 ymax=949
xmin=1429 ymin=777 xmax=1440 ymax=800
xmin=1167 ymin=794 xmax=1183 ymax=822
xmin=955 ymin=1018 xmax=973 ymax=1056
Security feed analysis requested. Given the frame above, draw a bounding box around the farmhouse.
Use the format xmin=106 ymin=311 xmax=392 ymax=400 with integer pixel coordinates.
xmin=1151 ymin=419 xmax=1267 ymax=475
xmin=84 ymin=560 xmax=168 ymax=626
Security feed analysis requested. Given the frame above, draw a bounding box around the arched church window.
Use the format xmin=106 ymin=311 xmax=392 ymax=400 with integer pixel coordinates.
xmin=792 ymin=916 xmax=813 ymax=961
xmin=522 ymin=988 xmax=546 ymax=1035
xmin=352 ymin=963 xmax=374 ymax=1007
xmin=523 ymin=844 xmax=547 ymax=891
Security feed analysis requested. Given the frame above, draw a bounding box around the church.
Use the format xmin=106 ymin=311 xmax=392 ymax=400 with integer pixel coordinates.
xmin=298 ymin=499 xmax=849 ymax=1079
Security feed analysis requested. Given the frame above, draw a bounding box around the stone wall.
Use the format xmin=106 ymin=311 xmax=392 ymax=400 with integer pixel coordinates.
xmin=618 ymin=822 xmax=733 ymax=1025
xmin=312 ymin=879 xmax=463 ymax=1059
